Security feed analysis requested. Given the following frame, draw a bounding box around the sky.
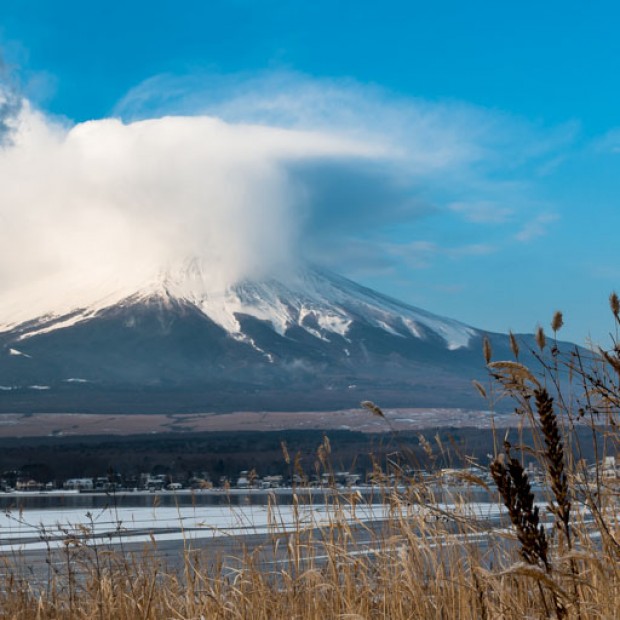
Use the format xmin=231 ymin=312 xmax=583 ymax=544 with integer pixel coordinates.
xmin=0 ymin=0 xmax=619 ymax=345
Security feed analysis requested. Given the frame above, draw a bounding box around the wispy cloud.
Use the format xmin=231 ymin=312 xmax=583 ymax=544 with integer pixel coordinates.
xmin=592 ymin=128 xmax=620 ymax=154
xmin=304 ymin=236 xmax=497 ymax=278
xmin=448 ymin=201 xmax=513 ymax=224
xmin=514 ymin=213 xmax=559 ymax=242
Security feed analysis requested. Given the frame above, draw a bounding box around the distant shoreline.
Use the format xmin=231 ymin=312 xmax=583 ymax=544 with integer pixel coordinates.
xmin=0 ymin=408 xmax=517 ymax=438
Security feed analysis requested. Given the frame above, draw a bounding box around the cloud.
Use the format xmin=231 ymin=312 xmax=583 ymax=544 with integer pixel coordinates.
xmin=0 ymin=84 xmax=23 ymax=145
xmin=448 ymin=201 xmax=513 ymax=224
xmin=0 ymin=72 xmax=572 ymax=323
xmin=592 ymin=128 xmax=620 ymax=155
xmin=387 ymin=240 xmax=497 ymax=270
xmin=0 ymin=93 xmax=382 ymax=323
xmin=514 ymin=213 xmax=559 ymax=242
xmin=116 ymin=71 xmax=570 ymax=175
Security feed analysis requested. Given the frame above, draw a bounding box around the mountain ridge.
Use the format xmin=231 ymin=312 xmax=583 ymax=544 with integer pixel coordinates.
xmin=0 ymin=263 xmax=543 ymax=413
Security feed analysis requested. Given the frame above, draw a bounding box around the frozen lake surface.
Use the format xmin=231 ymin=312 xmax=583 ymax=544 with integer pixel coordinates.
xmin=0 ymin=497 xmax=504 ymax=553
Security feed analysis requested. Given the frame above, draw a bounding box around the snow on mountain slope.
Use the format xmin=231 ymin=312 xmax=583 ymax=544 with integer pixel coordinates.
xmin=0 ymin=260 xmax=477 ymax=351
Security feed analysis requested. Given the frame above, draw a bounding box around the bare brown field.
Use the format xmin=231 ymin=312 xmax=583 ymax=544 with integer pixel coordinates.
xmin=0 ymin=407 xmax=517 ymax=438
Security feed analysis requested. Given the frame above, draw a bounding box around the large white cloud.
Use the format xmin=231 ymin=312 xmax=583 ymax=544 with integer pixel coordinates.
xmin=0 ymin=96 xmax=383 ymax=324
xmin=0 ymin=73 xmax=571 ymax=325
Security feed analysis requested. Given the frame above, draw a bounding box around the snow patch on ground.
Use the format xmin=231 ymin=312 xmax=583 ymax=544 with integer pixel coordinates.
xmin=8 ymin=348 xmax=31 ymax=358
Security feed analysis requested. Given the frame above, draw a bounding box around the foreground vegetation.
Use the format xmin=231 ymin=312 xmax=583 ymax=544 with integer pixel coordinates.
xmin=1 ymin=301 xmax=619 ymax=618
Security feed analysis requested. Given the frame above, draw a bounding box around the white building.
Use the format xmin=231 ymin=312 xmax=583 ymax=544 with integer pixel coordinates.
xmin=64 ymin=478 xmax=94 ymax=491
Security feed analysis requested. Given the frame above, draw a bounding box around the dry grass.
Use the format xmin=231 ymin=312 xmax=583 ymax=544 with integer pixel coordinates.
xmin=0 ymin=473 xmax=618 ymax=619
xmin=1 ymin=304 xmax=619 ymax=619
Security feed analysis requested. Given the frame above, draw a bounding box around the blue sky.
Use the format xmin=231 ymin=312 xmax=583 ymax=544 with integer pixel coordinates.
xmin=1 ymin=0 xmax=619 ymax=345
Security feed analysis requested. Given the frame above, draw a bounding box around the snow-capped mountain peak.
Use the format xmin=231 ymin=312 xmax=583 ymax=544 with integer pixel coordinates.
xmin=0 ymin=258 xmax=522 ymax=413
xmin=0 ymin=259 xmax=476 ymax=351
xmin=155 ymin=260 xmax=476 ymax=350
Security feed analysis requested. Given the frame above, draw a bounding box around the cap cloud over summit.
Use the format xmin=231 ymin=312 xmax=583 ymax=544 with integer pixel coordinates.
xmin=0 ymin=96 xmax=386 ymax=324
xmin=0 ymin=74 xmax=568 ymax=314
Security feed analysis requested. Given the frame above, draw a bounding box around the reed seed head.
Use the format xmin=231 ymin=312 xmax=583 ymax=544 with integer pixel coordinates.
xmin=536 ymin=326 xmax=546 ymax=351
xmin=610 ymin=291 xmax=620 ymax=318
xmin=361 ymin=400 xmax=385 ymax=418
xmin=490 ymin=451 xmax=549 ymax=570
xmin=535 ymin=388 xmax=570 ymax=532
xmin=509 ymin=331 xmax=520 ymax=359
xmin=551 ymin=311 xmax=563 ymax=333
xmin=418 ymin=433 xmax=434 ymax=460
xmin=472 ymin=380 xmax=487 ymax=399
xmin=601 ymin=348 xmax=620 ymax=379
xmin=281 ymin=441 xmax=291 ymax=465
xmin=483 ymin=336 xmax=492 ymax=364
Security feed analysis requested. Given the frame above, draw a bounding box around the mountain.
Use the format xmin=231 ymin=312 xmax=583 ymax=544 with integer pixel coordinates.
xmin=0 ymin=261 xmax=532 ymax=413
